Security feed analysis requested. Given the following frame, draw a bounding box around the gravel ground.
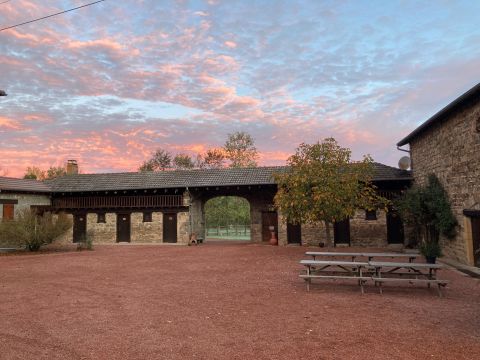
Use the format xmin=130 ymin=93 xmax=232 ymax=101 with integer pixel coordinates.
xmin=0 ymin=244 xmax=479 ymax=360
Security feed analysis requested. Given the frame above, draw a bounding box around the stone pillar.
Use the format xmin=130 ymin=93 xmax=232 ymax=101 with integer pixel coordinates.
xmin=190 ymin=196 xmax=205 ymax=240
xmin=177 ymin=211 xmax=190 ymax=244
xmin=249 ymin=198 xmax=263 ymax=243
xmin=277 ymin=212 xmax=288 ymax=246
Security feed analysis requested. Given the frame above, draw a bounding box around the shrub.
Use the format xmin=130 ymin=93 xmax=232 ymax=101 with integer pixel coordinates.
xmin=77 ymin=230 xmax=94 ymax=251
xmin=396 ymin=174 xmax=457 ymax=243
xmin=0 ymin=209 xmax=72 ymax=251
xmin=419 ymin=240 xmax=443 ymax=258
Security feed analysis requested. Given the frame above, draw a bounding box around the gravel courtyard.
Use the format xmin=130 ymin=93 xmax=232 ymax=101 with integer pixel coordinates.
xmin=1 ymin=244 xmax=479 ymax=360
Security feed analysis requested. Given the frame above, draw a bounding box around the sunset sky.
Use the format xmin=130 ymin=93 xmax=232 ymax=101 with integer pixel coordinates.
xmin=1 ymin=0 xmax=479 ymax=177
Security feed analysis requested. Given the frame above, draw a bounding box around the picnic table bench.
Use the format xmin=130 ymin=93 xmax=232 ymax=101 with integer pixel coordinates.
xmin=299 ymin=259 xmax=449 ymax=297
xmin=369 ymin=261 xmax=449 ymax=297
xmin=305 ymin=251 xmax=420 ymax=262
xmin=299 ymin=260 xmax=370 ymax=293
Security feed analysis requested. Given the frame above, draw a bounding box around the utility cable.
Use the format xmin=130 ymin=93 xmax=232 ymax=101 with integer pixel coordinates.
xmin=0 ymin=0 xmax=106 ymax=32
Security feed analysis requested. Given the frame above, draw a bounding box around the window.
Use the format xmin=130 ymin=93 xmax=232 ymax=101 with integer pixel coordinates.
xmin=365 ymin=209 xmax=377 ymax=221
xmin=143 ymin=212 xmax=152 ymax=222
xmin=97 ymin=213 xmax=106 ymax=223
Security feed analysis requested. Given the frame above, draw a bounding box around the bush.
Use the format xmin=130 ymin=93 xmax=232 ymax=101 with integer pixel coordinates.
xmin=396 ymin=174 xmax=457 ymax=243
xmin=77 ymin=230 xmax=94 ymax=251
xmin=0 ymin=209 xmax=72 ymax=251
xmin=419 ymin=239 xmax=443 ymax=258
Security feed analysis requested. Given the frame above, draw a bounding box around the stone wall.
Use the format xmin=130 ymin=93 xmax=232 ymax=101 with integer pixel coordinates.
xmin=0 ymin=193 xmax=51 ymax=220
xmin=278 ymin=209 xmax=389 ymax=247
xmin=131 ymin=212 xmax=163 ymax=243
xmin=87 ymin=213 xmax=116 ymax=244
xmin=409 ymin=99 xmax=480 ymax=265
xmin=177 ymin=211 xmax=190 ymax=244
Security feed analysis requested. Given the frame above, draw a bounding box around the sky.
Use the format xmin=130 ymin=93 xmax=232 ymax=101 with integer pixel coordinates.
xmin=0 ymin=0 xmax=479 ymax=177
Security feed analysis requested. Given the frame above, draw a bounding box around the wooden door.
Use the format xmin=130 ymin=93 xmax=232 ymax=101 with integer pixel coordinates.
xmin=116 ymin=213 xmax=131 ymax=242
xmin=2 ymin=204 xmax=14 ymax=221
xmin=261 ymin=212 xmax=278 ymax=242
xmin=163 ymin=213 xmax=177 ymax=243
xmin=73 ymin=213 xmax=87 ymax=243
xmin=334 ymin=218 xmax=350 ymax=246
xmin=472 ymin=217 xmax=480 ymax=267
xmin=287 ymin=222 xmax=301 ymax=244
xmin=387 ymin=211 xmax=404 ymax=244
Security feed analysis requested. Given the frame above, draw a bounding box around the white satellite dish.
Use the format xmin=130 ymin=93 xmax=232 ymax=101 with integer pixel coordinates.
xmin=398 ymin=156 xmax=411 ymax=170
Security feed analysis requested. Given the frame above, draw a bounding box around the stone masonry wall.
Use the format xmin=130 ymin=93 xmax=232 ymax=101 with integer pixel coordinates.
xmin=410 ymin=99 xmax=480 ymax=265
xmin=86 ymin=213 xmax=116 ymax=244
xmin=0 ymin=193 xmax=50 ymax=220
xmin=177 ymin=211 xmax=190 ymax=244
xmin=131 ymin=212 xmax=163 ymax=243
xmin=279 ymin=209 xmax=389 ymax=247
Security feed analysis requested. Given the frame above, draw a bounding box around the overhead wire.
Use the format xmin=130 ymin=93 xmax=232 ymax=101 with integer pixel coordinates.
xmin=0 ymin=0 xmax=106 ymax=32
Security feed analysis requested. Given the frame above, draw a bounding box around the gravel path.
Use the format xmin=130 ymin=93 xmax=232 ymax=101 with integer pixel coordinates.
xmin=0 ymin=244 xmax=479 ymax=360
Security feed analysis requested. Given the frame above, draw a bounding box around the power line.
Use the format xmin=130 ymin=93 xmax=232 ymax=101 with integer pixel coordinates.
xmin=0 ymin=0 xmax=106 ymax=32
xmin=0 ymin=0 xmax=12 ymax=5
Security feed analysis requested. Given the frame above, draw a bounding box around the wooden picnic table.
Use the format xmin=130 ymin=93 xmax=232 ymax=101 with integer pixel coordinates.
xmin=299 ymin=259 xmax=449 ymax=296
xmin=299 ymin=260 xmax=370 ymax=293
xmin=305 ymin=251 xmax=420 ymax=262
xmin=368 ymin=261 xmax=448 ymax=296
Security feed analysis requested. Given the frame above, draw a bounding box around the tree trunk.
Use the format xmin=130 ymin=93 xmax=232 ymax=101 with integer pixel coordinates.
xmin=324 ymin=221 xmax=331 ymax=246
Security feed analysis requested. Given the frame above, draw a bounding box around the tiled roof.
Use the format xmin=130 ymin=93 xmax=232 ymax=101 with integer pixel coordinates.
xmin=0 ymin=176 xmax=51 ymax=193
xmin=397 ymin=82 xmax=480 ymax=146
xmin=46 ymin=164 xmax=411 ymax=193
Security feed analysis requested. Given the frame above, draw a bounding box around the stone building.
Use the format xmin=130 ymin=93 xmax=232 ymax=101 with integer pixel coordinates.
xmin=39 ymin=164 xmax=411 ymax=247
xmin=397 ymin=82 xmax=480 ymax=267
xmin=0 ymin=176 xmax=51 ymax=221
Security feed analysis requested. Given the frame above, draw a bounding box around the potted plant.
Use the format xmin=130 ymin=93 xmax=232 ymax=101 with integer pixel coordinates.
xmin=419 ymin=240 xmax=442 ymax=264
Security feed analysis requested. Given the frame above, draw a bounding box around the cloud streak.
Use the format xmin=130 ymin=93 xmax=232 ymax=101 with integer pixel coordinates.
xmin=0 ymin=0 xmax=479 ymax=176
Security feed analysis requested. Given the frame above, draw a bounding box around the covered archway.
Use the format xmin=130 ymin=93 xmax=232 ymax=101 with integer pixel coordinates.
xmin=204 ymin=196 xmax=251 ymax=242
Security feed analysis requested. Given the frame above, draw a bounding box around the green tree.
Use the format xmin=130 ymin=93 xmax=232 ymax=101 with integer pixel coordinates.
xmin=396 ymin=174 xmax=457 ymax=245
xmin=24 ymin=166 xmax=46 ymax=180
xmin=274 ymin=138 xmax=388 ymax=244
xmin=205 ymin=196 xmax=250 ymax=227
xmin=46 ymin=166 xmax=67 ymax=179
xmin=224 ymin=131 xmax=258 ymax=168
xmin=202 ymin=148 xmax=226 ymax=169
xmin=139 ymin=149 xmax=172 ymax=171
xmin=173 ymin=154 xmax=195 ymax=170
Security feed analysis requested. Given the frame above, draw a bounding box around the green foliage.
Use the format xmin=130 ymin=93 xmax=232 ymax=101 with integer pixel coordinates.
xmin=419 ymin=239 xmax=443 ymax=258
xmin=396 ymin=174 xmax=457 ymax=241
xmin=0 ymin=210 xmax=72 ymax=251
xmin=205 ymin=196 xmax=250 ymax=227
xmin=202 ymin=148 xmax=226 ymax=169
xmin=274 ymin=138 xmax=388 ymax=243
xmin=173 ymin=153 xmax=195 ymax=169
xmin=224 ymin=131 xmax=258 ymax=168
xmin=139 ymin=149 xmax=173 ymax=172
xmin=24 ymin=166 xmax=67 ymax=180
xmin=77 ymin=230 xmax=94 ymax=251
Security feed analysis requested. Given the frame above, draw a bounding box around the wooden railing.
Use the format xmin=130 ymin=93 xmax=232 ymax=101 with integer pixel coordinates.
xmin=52 ymin=195 xmax=184 ymax=209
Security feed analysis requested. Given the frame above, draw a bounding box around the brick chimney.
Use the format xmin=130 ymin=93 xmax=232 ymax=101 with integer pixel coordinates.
xmin=66 ymin=160 xmax=78 ymax=175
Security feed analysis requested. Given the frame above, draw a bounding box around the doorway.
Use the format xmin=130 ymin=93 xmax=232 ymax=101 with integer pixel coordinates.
xmin=387 ymin=211 xmax=404 ymax=244
xmin=334 ymin=218 xmax=350 ymax=246
xmin=73 ymin=213 xmax=87 ymax=243
xmin=163 ymin=213 xmax=177 ymax=243
xmin=116 ymin=213 xmax=131 ymax=242
xmin=287 ymin=222 xmax=301 ymax=244
xmin=262 ymin=211 xmax=278 ymax=242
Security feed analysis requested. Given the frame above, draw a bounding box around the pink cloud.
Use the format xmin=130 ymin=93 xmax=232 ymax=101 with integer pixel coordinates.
xmin=224 ymin=41 xmax=237 ymax=48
